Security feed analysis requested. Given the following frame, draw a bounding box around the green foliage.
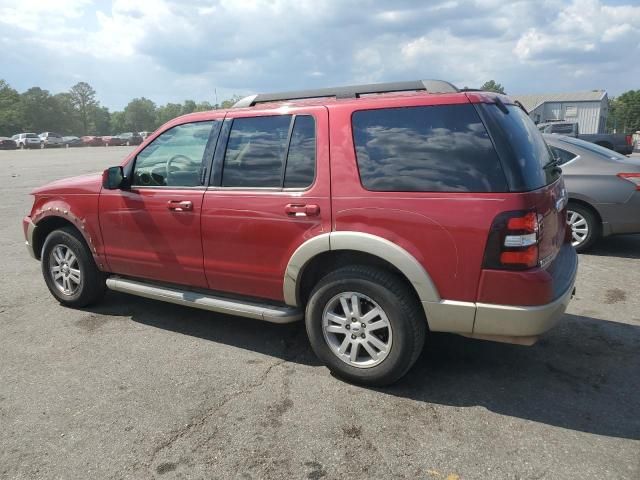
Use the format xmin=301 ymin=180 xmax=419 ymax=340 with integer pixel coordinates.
xmin=480 ymin=80 xmax=506 ymax=94
xmin=0 ymin=78 xmax=241 ymax=136
xmin=69 ymin=82 xmax=98 ymax=135
xmin=123 ymin=97 xmax=157 ymax=132
xmin=0 ymin=80 xmax=22 ymax=136
xmin=607 ymin=90 xmax=640 ymax=133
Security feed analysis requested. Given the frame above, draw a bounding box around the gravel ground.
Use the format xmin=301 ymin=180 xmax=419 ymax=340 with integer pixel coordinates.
xmin=1 ymin=147 xmax=639 ymax=480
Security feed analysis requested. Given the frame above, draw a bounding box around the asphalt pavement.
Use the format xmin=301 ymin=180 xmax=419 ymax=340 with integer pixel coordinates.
xmin=1 ymin=147 xmax=639 ymax=479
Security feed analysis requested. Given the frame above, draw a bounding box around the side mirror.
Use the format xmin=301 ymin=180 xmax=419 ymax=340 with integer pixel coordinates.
xmin=102 ymin=166 xmax=125 ymax=189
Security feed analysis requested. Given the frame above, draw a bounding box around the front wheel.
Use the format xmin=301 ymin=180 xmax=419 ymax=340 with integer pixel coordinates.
xmin=305 ymin=266 xmax=426 ymax=386
xmin=41 ymin=227 xmax=106 ymax=307
xmin=567 ymin=203 xmax=600 ymax=252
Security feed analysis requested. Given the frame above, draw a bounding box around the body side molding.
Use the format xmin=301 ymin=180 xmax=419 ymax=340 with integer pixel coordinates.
xmin=284 ymin=231 xmax=440 ymax=305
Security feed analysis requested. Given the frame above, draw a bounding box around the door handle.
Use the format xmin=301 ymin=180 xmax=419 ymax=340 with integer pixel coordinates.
xmin=167 ymin=200 xmax=193 ymax=212
xmin=285 ymin=204 xmax=320 ymax=217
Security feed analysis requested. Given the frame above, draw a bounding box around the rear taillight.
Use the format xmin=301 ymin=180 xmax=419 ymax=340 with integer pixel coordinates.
xmin=625 ymin=135 xmax=632 ymax=146
xmin=617 ymin=173 xmax=640 ymax=190
xmin=483 ymin=210 xmax=540 ymax=270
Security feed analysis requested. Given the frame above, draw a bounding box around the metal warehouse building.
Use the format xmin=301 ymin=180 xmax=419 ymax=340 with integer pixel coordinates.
xmin=511 ymin=90 xmax=608 ymax=134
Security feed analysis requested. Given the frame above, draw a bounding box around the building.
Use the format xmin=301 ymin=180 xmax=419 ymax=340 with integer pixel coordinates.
xmin=511 ymin=90 xmax=608 ymax=134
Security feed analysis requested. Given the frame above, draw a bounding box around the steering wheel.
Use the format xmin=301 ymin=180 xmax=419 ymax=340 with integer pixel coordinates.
xmin=165 ymin=154 xmax=195 ymax=185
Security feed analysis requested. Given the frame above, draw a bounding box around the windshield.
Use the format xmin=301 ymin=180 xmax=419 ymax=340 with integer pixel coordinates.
xmin=560 ymin=136 xmax=626 ymax=160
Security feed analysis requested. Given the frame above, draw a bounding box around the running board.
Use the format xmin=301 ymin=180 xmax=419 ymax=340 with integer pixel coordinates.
xmin=106 ymin=277 xmax=302 ymax=324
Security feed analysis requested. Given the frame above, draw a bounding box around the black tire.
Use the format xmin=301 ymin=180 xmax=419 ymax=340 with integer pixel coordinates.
xmin=41 ymin=227 xmax=106 ymax=308
xmin=567 ymin=203 xmax=600 ymax=252
xmin=305 ymin=265 xmax=426 ymax=386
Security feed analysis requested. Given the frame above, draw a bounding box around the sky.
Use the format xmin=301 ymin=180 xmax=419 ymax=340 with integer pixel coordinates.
xmin=0 ymin=0 xmax=638 ymax=110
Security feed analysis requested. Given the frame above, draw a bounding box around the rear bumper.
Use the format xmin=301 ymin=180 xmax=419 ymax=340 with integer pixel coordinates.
xmin=424 ymin=244 xmax=578 ymax=343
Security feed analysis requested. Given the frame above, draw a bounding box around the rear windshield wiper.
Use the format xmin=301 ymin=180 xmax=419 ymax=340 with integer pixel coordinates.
xmin=543 ymin=158 xmax=563 ymax=173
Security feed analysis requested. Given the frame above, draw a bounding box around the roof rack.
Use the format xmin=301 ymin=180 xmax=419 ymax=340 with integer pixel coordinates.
xmin=232 ymin=79 xmax=459 ymax=108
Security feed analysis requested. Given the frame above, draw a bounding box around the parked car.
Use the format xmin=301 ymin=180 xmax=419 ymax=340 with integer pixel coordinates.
xmin=116 ymin=132 xmax=143 ymax=146
xmin=537 ymin=121 xmax=633 ymax=155
xmin=138 ymin=131 xmax=151 ymax=140
xmin=101 ymin=135 xmax=126 ymax=147
xmin=22 ymin=80 xmax=577 ymax=386
xmin=12 ymin=133 xmax=41 ymax=149
xmin=81 ymin=136 xmax=103 ymax=147
xmin=62 ymin=136 xmax=83 ymax=148
xmin=0 ymin=137 xmax=17 ymax=150
xmin=39 ymin=132 xmax=65 ymax=148
xmin=543 ymin=134 xmax=640 ymax=251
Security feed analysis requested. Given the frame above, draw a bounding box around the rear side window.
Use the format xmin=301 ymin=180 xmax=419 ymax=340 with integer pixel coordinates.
xmin=476 ymin=104 xmax=558 ymax=191
xmin=284 ymin=116 xmax=316 ymax=188
xmin=222 ymin=116 xmax=291 ymax=188
xmin=221 ymin=115 xmax=316 ymax=189
xmin=352 ymin=104 xmax=507 ymax=192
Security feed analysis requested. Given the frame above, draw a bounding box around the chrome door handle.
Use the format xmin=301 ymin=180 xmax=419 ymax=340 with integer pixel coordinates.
xmin=167 ymin=200 xmax=193 ymax=212
xmin=285 ymin=204 xmax=320 ymax=217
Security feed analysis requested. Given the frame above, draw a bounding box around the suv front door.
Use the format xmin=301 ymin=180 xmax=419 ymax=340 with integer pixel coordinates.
xmin=201 ymin=106 xmax=330 ymax=302
xmin=99 ymin=118 xmax=222 ymax=288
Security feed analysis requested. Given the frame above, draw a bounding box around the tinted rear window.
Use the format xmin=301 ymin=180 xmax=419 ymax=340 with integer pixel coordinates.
xmin=476 ymin=104 xmax=558 ymax=191
xmin=352 ymin=104 xmax=508 ymax=192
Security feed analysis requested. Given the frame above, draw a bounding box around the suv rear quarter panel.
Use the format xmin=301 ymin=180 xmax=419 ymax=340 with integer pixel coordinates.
xmin=327 ymin=95 xmax=561 ymax=303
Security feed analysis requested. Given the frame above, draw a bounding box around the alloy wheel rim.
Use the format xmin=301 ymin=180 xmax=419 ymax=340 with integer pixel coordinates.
xmin=567 ymin=210 xmax=589 ymax=247
xmin=322 ymin=292 xmax=392 ymax=368
xmin=49 ymin=244 xmax=81 ymax=295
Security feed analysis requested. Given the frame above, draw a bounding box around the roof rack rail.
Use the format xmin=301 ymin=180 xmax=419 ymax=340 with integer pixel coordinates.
xmin=232 ymin=79 xmax=459 ymax=108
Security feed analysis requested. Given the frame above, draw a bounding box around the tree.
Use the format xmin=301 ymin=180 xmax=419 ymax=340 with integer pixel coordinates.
xmin=69 ymin=82 xmax=98 ymax=135
xmin=195 ymin=101 xmax=213 ymax=112
xmin=607 ymin=90 xmax=640 ymax=133
xmin=155 ymin=102 xmax=183 ymax=127
xmin=181 ymin=100 xmax=197 ymax=114
xmin=480 ymin=80 xmax=506 ymax=94
xmin=123 ymin=97 xmax=156 ymax=132
xmin=20 ymin=87 xmax=62 ymax=133
xmin=219 ymin=95 xmax=242 ymax=109
xmin=110 ymin=111 xmax=127 ymax=134
xmin=0 ymin=79 xmax=22 ymax=136
xmin=93 ymin=106 xmax=112 ymax=135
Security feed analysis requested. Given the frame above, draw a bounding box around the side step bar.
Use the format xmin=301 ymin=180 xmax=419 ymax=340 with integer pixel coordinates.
xmin=106 ymin=277 xmax=302 ymax=324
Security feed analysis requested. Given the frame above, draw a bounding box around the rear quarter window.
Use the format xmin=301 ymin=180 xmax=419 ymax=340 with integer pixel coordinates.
xmin=476 ymin=104 xmax=559 ymax=191
xmin=352 ymin=104 xmax=508 ymax=192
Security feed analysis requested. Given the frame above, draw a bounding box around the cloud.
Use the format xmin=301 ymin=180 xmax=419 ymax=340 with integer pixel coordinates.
xmin=0 ymin=0 xmax=638 ymax=109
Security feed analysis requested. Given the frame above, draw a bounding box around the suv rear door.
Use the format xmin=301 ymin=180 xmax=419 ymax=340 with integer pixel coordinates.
xmin=201 ymin=105 xmax=330 ymax=302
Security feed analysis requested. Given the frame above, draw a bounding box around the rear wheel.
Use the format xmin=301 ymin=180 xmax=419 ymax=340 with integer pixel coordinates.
xmin=567 ymin=203 xmax=600 ymax=252
xmin=41 ymin=227 xmax=106 ymax=307
xmin=305 ymin=266 xmax=426 ymax=386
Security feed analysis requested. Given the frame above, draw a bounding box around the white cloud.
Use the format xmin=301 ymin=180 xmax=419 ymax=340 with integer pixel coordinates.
xmin=0 ymin=0 xmax=638 ymax=109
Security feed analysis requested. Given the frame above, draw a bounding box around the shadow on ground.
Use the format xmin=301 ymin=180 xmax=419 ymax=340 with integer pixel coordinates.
xmin=87 ymin=293 xmax=640 ymax=441
xmin=587 ymin=234 xmax=640 ymax=259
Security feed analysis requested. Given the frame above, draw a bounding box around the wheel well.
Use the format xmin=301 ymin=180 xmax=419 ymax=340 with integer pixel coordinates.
xmin=568 ymin=199 xmax=602 ymax=229
xmin=297 ymin=250 xmax=422 ymax=307
xmin=32 ymin=216 xmax=80 ymax=260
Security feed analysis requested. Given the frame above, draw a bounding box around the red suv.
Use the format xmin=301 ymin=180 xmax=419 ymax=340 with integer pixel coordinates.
xmin=23 ymin=80 xmax=577 ymax=385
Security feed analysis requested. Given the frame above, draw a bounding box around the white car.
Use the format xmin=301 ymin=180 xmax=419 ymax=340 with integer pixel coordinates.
xmin=12 ymin=133 xmax=41 ymax=149
xmin=39 ymin=132 xmax=65 ymax=148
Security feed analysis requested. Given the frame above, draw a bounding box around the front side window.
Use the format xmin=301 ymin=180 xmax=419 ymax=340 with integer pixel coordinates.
xmin=221 ymin=115 xmax=316 ymax=189
xmin=352 ymin=104 xmax=508 ymax=192
xmin=132 ymin=121 xmax=214 ymax=187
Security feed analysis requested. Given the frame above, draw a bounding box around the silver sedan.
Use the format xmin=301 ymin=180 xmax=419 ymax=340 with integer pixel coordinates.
xmin=544 ymin=134 xmax=640 ymax=252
